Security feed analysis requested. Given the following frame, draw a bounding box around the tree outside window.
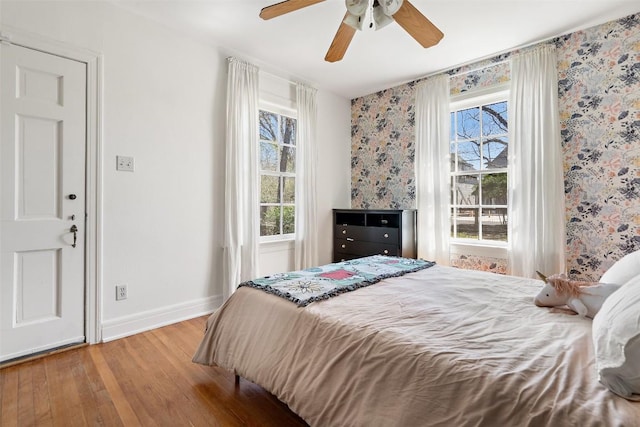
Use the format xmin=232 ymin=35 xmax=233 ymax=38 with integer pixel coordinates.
xmin=450 ymin=97 xmax=508 ymax=242
xmin=259 ymin=110 xmax=296 ymax=238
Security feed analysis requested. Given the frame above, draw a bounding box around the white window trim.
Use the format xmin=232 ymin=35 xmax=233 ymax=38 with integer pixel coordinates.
xmin=260 ymin=100 xmax=297 ymax=119
xmin=258 ymin=105 xmax=298 ymax=243
xmin=450 ymin=240 xmax=508 ymax=259
xmin=449 ymin=87 xmax=510 ymax=254
xmin=260 ymin=234 xmax=295 ymax=244
xmin=450 ymin=84 xmax=509 ymax=106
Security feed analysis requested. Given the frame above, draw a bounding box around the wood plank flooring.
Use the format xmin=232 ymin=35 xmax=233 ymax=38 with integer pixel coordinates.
xmin=0 ymin=316 xmax=308 ymax=426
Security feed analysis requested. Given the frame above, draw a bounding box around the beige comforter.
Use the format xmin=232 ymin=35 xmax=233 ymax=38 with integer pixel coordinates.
xmin=193 ymin=265 xmax=640 ymax=426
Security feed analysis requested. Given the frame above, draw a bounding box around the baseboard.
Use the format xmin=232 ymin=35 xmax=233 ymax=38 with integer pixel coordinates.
xmin=101 ymin=295 xmax=222 ymax=342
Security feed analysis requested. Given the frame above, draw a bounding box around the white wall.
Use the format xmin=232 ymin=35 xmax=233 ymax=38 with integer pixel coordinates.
xmin=0 ymin=0 xmax=350 ymax=340
xmin=256 ymin=74 xmax=351 ymax=275
xmin=316 ymin=90 xmax=352 ymax=264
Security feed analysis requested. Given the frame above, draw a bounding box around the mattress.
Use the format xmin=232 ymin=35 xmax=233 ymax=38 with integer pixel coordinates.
xmin=193 ymin=264 xmax=640 ymax=426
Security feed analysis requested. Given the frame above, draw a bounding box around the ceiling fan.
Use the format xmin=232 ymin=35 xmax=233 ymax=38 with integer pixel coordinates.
xmin=260 ymin=0 xmax=444 ymax=62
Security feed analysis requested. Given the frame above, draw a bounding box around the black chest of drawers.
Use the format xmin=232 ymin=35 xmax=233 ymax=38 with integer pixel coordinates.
xmin=332 ymin=209 xmax=417 ymax=262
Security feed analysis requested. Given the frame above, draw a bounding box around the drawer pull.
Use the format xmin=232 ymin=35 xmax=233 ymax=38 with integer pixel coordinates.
xmin=342 ymin=230 xmax=347 ymax=234
xmin=341 ymin=244 xmax=346 ymax=249
xmin=384 ymin=233 xmax=389 ymax=238
xmin=346 ymin=238 xmax=354 ymax=242
xmin=384 ymin=250 xmax=389 ymax=254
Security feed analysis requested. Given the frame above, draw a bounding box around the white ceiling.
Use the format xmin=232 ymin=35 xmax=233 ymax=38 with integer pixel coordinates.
xmin=112 ymin=0 xmax=640 ymax=99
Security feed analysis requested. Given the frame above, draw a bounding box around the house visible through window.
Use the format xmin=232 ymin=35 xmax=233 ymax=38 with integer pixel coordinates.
xmin=259 ymin=109 xmax=296 ymax=239
xmin=450 ymin=92 xmax=508 ymax=243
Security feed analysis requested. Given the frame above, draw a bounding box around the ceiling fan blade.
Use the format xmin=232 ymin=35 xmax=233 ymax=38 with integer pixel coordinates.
xmin=392 ymin=0 xmax=443 ymax=48
xmin=260 ymin=0 xmax=325 ymax=20
xmin=325 ymin=13 xmax=357 ymax=62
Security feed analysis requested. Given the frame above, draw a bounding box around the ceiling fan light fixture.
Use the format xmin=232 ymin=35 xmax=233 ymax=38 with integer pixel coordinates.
xmin=345 ymin=0 xmax=368 ymax=17
xmin=379 ymin=0 xmax=403 ymax=16
xmin=343 ymin=12 xmax=364 ymax=31
xmin=372 ymin=7 xmax=394 ymax=30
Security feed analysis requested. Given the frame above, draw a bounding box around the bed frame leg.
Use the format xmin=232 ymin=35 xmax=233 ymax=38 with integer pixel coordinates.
xmin=234 ymin=374 xmax=240 ymax=387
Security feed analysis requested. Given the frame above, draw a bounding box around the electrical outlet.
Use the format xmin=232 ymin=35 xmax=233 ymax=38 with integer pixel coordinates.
xmin=116 ymin=285 xmax=128 ymax=301
xmin=116 ymin=155 xmax=134 ymax=172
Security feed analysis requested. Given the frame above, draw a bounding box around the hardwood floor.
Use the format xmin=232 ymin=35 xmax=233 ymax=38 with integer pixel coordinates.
xmin=0 ymin=316 xmax=308 ymax=426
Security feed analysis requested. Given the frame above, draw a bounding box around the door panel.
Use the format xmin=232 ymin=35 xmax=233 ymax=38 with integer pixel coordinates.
xmin=18 ymin=115 xmax=62 ymax=219
xmin=1 ymin=43 xmax=87 ymax=362
xmin=16 ymin=249 xmax=61 ymax=324
xmin=17 ymin=66 xmax=64 ymax=104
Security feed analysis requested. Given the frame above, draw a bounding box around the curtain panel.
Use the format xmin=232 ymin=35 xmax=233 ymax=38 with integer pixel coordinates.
xmin=508 ymin=45 xmax=566 ymax=278
xmin=223 ymin=57 xmax=260 ymax=301
xmin=415 ymin=74 xmax=451 ymax=265
xmin=294 ymin=83 xmax=319 ymax=269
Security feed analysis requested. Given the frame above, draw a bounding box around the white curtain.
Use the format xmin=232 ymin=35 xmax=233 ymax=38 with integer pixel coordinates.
xmin=415 ymin=74 xmax=451 ymax=265
xmin=294 ymin=83 xmax=319 ymax=269
xmin=508 ymin=45 xmax=566 ymax=278
xmin=223 ymin=57 xmax=260 ymax=300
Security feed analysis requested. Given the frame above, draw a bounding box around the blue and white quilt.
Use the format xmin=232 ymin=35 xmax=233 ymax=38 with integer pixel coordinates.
xmin=238 ymin=255 xmax=435 ymax=307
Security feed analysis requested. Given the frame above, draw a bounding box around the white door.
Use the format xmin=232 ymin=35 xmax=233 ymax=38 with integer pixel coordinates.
xmin=0 ymin=43 xmax=87 ymax=362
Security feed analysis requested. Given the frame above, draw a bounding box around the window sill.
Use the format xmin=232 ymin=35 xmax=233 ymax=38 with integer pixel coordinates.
xmin=259 ymin=238 xmax=295 ymax=253
xmin=450 ymin=240 xmax=507 ymax=259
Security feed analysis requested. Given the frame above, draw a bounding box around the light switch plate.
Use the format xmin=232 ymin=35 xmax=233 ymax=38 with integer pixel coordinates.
xmin=116 ymin=155 xmax=134 ymax=172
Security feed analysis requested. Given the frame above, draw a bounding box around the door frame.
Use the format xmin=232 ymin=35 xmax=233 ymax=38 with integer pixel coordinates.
xmin=0 ymin=25 xmax=104 ymax=344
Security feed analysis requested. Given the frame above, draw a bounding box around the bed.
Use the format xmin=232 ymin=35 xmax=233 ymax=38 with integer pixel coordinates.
xmin=192 ymin=256 xmax=640 ymax=426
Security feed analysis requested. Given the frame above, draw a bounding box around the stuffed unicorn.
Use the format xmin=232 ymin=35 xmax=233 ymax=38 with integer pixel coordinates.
xmin=534 ymin=272 xmax=622 ymax=318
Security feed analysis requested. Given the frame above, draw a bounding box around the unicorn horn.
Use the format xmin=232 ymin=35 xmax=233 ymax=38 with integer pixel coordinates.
xmin=536 ymin=271 xmax=547 ymax=281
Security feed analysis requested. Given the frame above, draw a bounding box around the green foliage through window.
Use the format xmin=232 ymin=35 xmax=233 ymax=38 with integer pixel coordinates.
xmin=259 ymin=110 xmax=296 ymax=237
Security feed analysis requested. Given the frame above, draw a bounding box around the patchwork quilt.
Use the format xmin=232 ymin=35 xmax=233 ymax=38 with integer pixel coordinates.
xmin=238 ymin=255 xmax=435 ymax=306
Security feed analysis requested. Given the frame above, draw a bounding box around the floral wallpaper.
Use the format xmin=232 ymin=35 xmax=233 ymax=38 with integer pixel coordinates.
xmin=450 ymin=255 xmax=508 ymax=275
xmin=350 ymin=58 xmax=511 ymax=209
xmin=448 ymin=59 xmax=511 ymax=95
xmin=350 ymin=14 xmax=640 ymax=279
xmin=556 ymin=15 xmax=640 ymax=280
xmin=351 ymin=83 xmax=418 ymax=209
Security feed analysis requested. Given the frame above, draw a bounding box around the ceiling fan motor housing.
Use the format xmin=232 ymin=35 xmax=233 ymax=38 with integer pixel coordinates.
xmin=344 ymin=0 xmax=403 ymax=31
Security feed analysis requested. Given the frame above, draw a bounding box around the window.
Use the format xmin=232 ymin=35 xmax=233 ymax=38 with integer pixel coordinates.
xmin=259 ymin=109 xmax=296 ymax=239
xmin=450 ymin=91 xmax=508 ymax=243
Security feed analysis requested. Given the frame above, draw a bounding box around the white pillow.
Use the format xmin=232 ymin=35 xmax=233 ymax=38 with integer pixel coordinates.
xmin=599 ymin=249 xmax=640 ymax=285
xmin=592 ymin=274 xmax=640 ymax=400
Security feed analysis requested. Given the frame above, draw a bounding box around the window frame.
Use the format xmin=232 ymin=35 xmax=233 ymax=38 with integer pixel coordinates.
xmin=258 ymin=102 xmax=298 ymax=243
xmin=449 ymin=87 xmax=509 ymax=250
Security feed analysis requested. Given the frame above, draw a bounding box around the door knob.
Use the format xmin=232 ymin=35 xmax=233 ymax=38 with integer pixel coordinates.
xmin=70 ymin=224 xmax=78 ymax=248
xmin=68 ymin=194 xmax=77 ymax=200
